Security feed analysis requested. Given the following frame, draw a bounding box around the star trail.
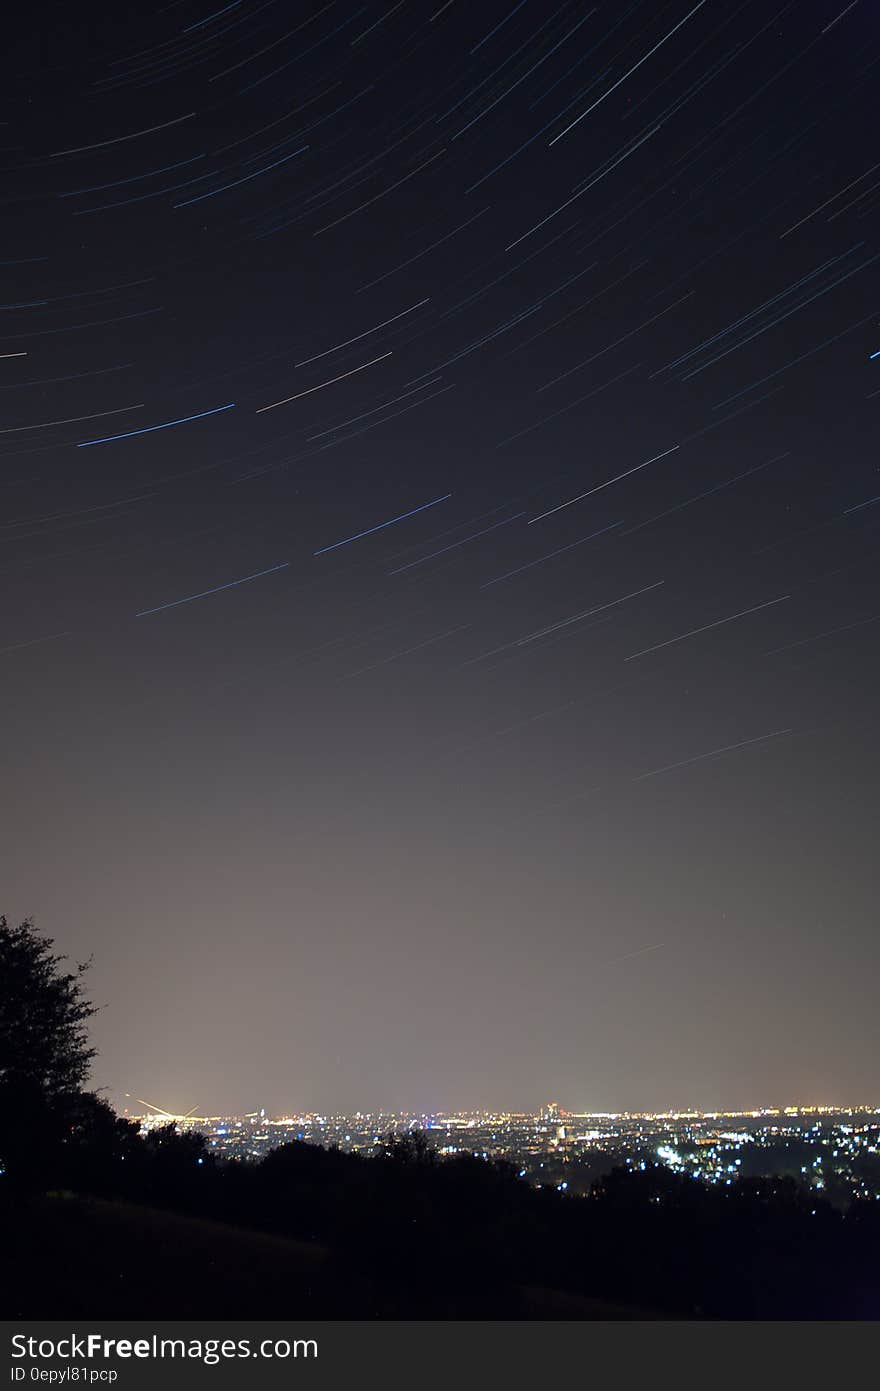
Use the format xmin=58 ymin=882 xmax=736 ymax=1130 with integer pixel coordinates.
xmin=2 ymin=0 xmax=878 ymax=1116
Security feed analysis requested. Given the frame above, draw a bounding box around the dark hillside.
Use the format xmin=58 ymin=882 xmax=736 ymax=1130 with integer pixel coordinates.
xmin=1 ymin=1195 xmax=656 ymax=1320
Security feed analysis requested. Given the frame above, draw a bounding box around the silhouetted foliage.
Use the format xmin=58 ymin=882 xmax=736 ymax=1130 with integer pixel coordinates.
xmin=0 ymin=916 xmax=96 ymax=1095
xmin=54 ymin=1092 xmax=143 ymax=1193
xmin=379 ymin=1128 xmax=437 ymax=1166
xmin=0 ymin=916 xmax=98 ymax=1190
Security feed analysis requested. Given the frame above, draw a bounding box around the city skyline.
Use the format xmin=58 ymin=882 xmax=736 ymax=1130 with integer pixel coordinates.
xmin=121 ymin=1097 xmax=879 ymax=1123
xmin=121 ymin=1098 xmax=880 ymax=1210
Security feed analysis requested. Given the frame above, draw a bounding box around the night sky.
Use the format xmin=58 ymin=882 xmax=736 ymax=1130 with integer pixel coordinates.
xmin=3 ymin=1 xmax=879 ymax=1117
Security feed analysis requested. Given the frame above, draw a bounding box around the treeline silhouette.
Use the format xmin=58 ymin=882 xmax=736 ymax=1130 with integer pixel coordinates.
xmin=2 ymin=915 xmax=879 ymax=1318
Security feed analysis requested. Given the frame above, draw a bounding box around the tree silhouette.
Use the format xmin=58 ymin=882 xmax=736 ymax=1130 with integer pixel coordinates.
xmin=0 ymin=915 xmax=98 ymax=1188
xmin=380 ymin=1128 xmax=437 ymax=1166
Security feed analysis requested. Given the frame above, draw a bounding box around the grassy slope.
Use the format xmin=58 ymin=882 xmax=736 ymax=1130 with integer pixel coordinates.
xmin=1 ymin=1195 xmax=659 ymax=1319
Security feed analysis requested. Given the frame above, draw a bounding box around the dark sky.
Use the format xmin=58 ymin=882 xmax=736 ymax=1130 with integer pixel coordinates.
xmin=2 ymin=1 xmax=879 ymax=1117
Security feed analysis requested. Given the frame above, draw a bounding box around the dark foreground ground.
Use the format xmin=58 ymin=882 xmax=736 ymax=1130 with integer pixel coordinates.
xmin=1 ymin=1196 xmax=661 ymax=1319
xmin=4 ymin=1131 xmax=878 ymax=1319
